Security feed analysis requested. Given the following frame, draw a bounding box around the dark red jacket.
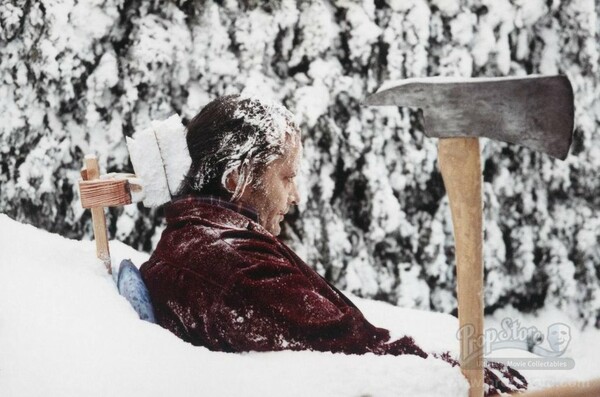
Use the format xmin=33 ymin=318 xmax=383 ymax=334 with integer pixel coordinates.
xmin=141 ymin=196 xmax=425 ymax=356
xmin=141 ymin=197 xmax=526 ymax=395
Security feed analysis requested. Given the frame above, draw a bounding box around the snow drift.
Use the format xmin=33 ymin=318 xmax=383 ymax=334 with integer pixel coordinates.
xmin=0 ymin=214 xmax=467 ymax=397
xmin=1 ymin=213 xmax=598 ymax=396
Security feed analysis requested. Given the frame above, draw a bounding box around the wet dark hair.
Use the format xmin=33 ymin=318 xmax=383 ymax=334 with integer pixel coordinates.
xmin=177 ymin=94 xmax=300 ymax=200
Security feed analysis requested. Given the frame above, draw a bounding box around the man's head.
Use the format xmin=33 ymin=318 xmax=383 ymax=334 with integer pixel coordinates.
xmin=180 ymin=95 xmax=302 ymax=235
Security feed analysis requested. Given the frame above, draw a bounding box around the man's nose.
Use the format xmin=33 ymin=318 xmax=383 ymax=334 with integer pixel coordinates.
xmin=290 ymin=181 xmax=300 ymax=205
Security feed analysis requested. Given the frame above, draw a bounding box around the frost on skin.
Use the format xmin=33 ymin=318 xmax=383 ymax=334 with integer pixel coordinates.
xmin=235 ymin=131 xmax=302 ymax=236
xmin=221 ymin=95 xmax=299 ymax=201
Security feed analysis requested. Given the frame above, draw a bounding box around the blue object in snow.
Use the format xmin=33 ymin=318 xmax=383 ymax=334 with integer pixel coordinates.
xmin=117 ymin=259 xmax=156 ymax=323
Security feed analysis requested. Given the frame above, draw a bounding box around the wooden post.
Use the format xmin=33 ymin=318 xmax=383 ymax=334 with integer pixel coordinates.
xmin=83 ymin=155 xmax=112 ymax=274
xmin=438 ymin=137 xmax=484 ymax=397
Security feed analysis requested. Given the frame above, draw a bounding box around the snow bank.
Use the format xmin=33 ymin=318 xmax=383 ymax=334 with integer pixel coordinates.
xmin=0 ymin=214 xmax=467 ymax=397
xmin=1 ymin=214 xmax=598 ymax=396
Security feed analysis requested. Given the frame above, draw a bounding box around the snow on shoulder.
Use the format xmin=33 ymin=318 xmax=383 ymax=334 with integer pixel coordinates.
xmin=0 ymin=214 xmax=468 ymax=397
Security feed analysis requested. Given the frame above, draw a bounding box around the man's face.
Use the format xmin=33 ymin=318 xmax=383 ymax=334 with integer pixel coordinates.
xmin=238 ymin=134 xmax=302 ymax=236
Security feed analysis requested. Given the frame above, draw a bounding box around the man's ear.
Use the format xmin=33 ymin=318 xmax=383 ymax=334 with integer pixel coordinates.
xmin=224 ymin=169 xmax=239 ymax=193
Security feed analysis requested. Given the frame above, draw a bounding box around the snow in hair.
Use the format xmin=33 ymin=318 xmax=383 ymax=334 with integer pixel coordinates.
xmin=192 ymin=95 xmax=300 ymax=201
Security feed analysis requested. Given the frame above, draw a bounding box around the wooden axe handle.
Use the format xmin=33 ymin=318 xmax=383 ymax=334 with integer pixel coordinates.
xmin=438 ymin=137 xmax=484 ymax=397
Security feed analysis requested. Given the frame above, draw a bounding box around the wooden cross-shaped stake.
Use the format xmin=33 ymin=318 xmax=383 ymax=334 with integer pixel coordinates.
xmin=79 ymin=154 xmax=142 ymax=274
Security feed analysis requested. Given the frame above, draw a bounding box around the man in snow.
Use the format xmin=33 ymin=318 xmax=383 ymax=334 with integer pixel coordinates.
xmin=141 ymin=95 xmax=525 ymax=395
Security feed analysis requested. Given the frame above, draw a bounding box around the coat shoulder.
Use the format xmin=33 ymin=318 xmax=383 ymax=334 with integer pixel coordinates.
xmin=143 ymin=202 xmax=284 ymax=278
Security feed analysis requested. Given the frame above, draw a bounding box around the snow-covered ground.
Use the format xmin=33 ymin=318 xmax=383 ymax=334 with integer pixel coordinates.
xmin=0 ymin=213 xmax=597 ymax=396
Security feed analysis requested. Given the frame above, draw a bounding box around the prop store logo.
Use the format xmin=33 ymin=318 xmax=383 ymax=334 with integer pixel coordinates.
xmin=458 ymin=318 xmax=575 ymax=370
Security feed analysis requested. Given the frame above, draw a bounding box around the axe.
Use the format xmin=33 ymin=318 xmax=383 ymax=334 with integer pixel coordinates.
xmin=363 ymin=75 xmax=574 ymax=397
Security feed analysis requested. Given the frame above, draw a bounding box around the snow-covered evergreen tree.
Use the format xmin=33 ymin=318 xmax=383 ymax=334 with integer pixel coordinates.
xmin=1 ymin=0 xmax=598 ymax=327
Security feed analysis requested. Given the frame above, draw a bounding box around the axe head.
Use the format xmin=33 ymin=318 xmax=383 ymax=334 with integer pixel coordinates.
xmin=364 ymin=75 xmax=574 ymax=160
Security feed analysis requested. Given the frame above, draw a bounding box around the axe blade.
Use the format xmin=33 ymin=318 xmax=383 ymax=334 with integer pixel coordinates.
xmin=364 ymin=75 xmax=574 ymax=160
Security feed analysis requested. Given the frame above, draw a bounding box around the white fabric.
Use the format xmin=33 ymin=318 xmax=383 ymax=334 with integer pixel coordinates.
xmin=126 ymin=114 xmax=191 ymax=207
xmin=152 ymin=114 xmax=191 ymax=196
xmin=126 ymin=128 xmax=171 ymax=207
